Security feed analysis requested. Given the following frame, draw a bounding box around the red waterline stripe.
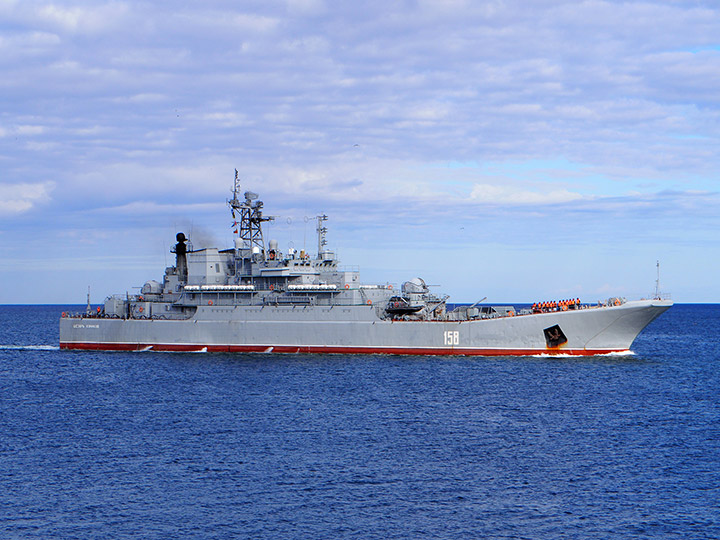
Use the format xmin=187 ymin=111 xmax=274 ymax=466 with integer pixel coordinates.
xmin=59 ymin=342 xmax=624 ymax=356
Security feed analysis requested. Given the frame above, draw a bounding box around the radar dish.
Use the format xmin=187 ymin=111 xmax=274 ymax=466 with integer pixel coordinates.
xmin=244 ymin=191 xmax=259 ymax=201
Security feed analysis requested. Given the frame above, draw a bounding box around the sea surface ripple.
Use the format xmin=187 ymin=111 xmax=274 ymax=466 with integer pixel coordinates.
xmin=1 ymin=304 xmax=718 ymax=539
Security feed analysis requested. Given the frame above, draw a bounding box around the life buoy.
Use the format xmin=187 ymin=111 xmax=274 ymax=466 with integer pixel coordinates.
xmin=367 ymin=300 xmax=372 ymax=305
xmin=614 ymin=299 xmax=621 ymax=306
xmin=269 ymin=284 xmax=274 ymax=291
xmin=139 ymin=307 xmax=144 ymax=313
xmin=97 ymin=307 xmax=101 ymax=313
xmin=208 ymin=300 xmax=213 ymax=306
xmin=61 ymin=312 xmax=66 ymax=318
xmin=344 ymin=284 xmax=349 ymax=289
xmin=388 ymin=284 xmax=393 ymax=290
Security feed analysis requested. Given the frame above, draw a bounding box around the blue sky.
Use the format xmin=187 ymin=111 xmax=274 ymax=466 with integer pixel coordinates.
xmin=1 ymin=0 xmax=719 ymax=304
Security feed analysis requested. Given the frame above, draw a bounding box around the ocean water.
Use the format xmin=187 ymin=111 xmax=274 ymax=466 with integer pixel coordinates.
xmin=1 ymin=304 xmax=718 ymax=539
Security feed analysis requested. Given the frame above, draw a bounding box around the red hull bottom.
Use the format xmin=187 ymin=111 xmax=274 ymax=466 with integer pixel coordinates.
xmin=59 ymin=342 xmax=626 ymax=356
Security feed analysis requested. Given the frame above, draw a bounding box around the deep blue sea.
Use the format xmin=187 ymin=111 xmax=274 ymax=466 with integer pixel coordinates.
xmin=1 ymin=304 xmax=718 ymax=539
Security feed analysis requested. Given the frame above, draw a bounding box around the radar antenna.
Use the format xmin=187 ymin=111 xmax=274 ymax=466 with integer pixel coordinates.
xmin=654 ymin=260 xmax=660 ymax=299
xmin=227 ymin=170 xmax=273 ymax=259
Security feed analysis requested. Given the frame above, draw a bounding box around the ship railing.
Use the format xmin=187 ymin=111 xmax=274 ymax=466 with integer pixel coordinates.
xmin=648 ymin=292 xmax=672 ymax=300
xmin=184 ymin=284 xmax=256 ymax=291
xmin=614 ymin=292 xmax=673 ymax=302
xmin=287 ymin=284 xmax=337 ymax=291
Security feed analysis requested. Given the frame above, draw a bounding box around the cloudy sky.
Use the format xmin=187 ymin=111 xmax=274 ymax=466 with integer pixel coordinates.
xmin=2 ymin=0 xmax=719 ymax=304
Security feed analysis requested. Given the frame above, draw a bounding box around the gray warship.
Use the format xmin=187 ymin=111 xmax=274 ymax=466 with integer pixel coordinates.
xmin=60 ymin=172 xmax=672 ymax=355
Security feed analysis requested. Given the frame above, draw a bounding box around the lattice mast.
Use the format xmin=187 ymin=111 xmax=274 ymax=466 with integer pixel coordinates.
xmin=228 ymin=170 xmax=273 ymax=259
xmin=316 ymin=214 xmax=328 ymax=258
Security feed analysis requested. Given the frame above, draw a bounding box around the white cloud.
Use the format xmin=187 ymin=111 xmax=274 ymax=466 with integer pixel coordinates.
xmin=469 ymin=183 xmax=584 ymax=205
xmin=229 ymin=12 xmax=280 ymax=32
xmin=285 ymin=0 xmax=326 ymax=16
xmin=0 ymin=182 xmax=54 ymax=215
xmin=97 ymin=200 xmax=222 ymax=215
xmin=201 ymin=112 xmax=250 ymax=128
xmin=37 ymin=4 xmax=83 ymax=31
xmin=109 ymin=93 xmax=167 ymax=104
xmin=35 ymin=3 xmax=129 ymax=34
xmin=0 ymin=30 xmax=61 ymax=56
xmin=15 ymin=125 xmax=45 ymax=136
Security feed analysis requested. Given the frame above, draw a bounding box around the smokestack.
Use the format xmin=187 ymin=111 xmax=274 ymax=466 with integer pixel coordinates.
xmin=173 ymin=232 xmax=188 ymax=282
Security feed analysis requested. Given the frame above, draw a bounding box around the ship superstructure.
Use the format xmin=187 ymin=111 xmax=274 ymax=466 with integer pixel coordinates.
xmin=60 ymin=172 xmax=672 ymax=355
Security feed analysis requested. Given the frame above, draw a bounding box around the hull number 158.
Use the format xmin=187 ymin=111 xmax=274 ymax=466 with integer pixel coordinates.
xmin=444 ymin=331 xmax=459 ymax=345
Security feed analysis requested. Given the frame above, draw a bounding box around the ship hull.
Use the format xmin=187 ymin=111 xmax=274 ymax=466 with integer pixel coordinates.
xmin=59 ymin=299 xmax=672 ymax=356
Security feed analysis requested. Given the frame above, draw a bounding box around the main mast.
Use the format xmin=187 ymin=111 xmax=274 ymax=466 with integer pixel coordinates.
xmin=228 ymin=170 xmax=273 ymax=260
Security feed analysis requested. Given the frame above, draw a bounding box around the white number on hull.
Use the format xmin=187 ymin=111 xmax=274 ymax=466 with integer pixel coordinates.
xmin=444 ymin=330 xmax=459 ymax=346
